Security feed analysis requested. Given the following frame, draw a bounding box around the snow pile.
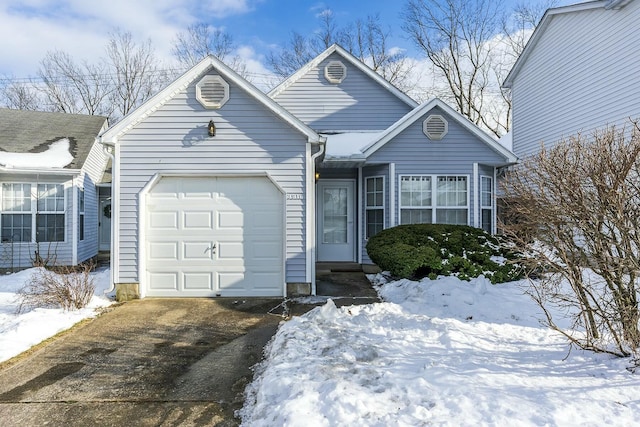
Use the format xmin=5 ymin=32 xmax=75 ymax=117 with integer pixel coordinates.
xmin=0 ymin=138 xmax=74 ymax=168
xmin=0 ymin=267 xmax=114 ymax=363
xmin=240 ymin=275 xmax=640 ymax=426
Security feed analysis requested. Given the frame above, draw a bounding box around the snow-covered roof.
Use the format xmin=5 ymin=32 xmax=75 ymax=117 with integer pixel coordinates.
xmin=0 ymin=138 xmax=74 ymax=169
xmin=499 ymin=131 xmax=513 ymax=151
xmin=322 ymin=131 xmax=384 ymax=160
xmin=0 ymin=108 xmax=107 ymax=170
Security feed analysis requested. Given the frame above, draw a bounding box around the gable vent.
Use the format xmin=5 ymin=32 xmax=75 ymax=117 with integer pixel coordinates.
xmin=196 ymin=75 xmax=229 ymax=109
xmin=324 ymin=60 xmax=347 ymax=84
xmin=423 ymin=114 xmax=448 ymax=140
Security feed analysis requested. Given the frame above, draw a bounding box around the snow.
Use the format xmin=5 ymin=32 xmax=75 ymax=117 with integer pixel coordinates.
xmin=240 ymin=275 xmax=640 ymax=426
xmin=0 ymin=267 xmax=114 ymax=363
xmin=0 ymin=138 xmax=74 ymax=168
xmin=322 ymin=132 xmax=383 ymax=159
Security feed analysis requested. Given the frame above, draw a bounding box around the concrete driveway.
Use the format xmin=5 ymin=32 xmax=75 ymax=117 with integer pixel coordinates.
xmin=0 ymin=298 xmax=287 ymax=427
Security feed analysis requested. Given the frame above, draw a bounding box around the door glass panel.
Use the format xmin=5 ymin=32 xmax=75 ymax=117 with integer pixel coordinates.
xmin=323 ymin=187 xmax=347 ymax=244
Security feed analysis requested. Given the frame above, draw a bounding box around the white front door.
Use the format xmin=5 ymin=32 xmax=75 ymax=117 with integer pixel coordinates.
xmin=317 ymin=180 xmax=356 ymax=262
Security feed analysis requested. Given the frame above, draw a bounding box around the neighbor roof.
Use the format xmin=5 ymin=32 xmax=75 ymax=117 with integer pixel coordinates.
xmin=503 ymin=0 xmax=635 ymax=88
xmin=268 ymin=44 xmax=418 ymax=109
xmin=0 ymin=108 xmax=108 ymax=169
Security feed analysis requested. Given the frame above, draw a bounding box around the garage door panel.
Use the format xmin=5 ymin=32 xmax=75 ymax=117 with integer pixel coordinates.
xmin=184 ymin=241 xmax=214 ymax=260
xmin=149 ymin=272 xmax=178 ymax=290
xmin=146 ymin=176 xmax=284 ymax=297
xmin=183 ymin=272 xmax=213 ymax=290
xmin=149 ymin=211 xmax=179 ymax=229
xmin=184 ymin=211 xmax=213 ymax=229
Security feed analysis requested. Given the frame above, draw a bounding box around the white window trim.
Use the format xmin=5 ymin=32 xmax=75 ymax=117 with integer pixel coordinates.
xmin=78 ymin=188 xmax=85 ymax=241
xmin=398 ymin=174 xmax=470 ymax=225
xmin=0 ymin=182 xmax=67 ymax=244
xmin=365 ymin=175 xmax=385 ymax=239
xmin=480 ymin=175 xmax=494 ymax=234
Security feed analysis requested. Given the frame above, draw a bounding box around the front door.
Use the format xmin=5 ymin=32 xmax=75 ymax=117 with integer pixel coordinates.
xmin=317 ymin=180 xmax=356 ymax=262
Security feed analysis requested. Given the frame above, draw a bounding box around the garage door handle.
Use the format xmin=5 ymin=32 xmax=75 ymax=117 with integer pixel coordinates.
xmin=204 ymin=244 xmax=216 ymax=255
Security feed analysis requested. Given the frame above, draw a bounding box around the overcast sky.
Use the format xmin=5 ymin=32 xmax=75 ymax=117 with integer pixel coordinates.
xmin=0 ymin=0 xmax=410 ymax=80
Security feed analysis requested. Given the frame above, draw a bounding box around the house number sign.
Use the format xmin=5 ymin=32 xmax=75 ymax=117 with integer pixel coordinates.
xmin=286 ymin=193 xmax=303 ymax=200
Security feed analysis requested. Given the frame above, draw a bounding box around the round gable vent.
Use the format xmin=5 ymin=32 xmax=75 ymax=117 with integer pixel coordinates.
xmin=196 ymin=75 xmax=229 ymax=109
xmin=324 ymin=60 xmax=347 ymax=84
xmin=423 ymin=114 xmax=448 ymax=140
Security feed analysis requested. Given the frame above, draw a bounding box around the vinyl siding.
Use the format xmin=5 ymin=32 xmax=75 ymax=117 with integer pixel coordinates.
xmin=363 ymin=107 xmax=503 ymax=262
xmin=115 ymin=71 xmax=309 ymax=284
xmin=272 ymin=52 xmax=413 ymax=131
xmin=511 ymin=1 xmax=640 ymax=158
xmin=76 ymin=173 xmax=99 ymax=263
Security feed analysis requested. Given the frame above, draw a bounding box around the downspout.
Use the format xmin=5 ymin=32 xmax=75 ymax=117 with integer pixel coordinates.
xmin=308 ymin=137 xmax=326 ymax=295
xmin=101 ymin=141 xmax=116 ymax=296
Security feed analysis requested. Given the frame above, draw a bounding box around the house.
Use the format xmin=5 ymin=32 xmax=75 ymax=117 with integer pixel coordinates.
xmin=0 ymin=109 xmax=109 ymax=270
xmin=101 ymin=45 xmax=516 ymax=300
xmin=502 ymin=0 xmax=640 ymax=158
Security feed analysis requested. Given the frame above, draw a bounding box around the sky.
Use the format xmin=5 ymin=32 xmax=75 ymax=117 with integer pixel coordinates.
xmin=0 ymin=0 xmax=413 ymax=80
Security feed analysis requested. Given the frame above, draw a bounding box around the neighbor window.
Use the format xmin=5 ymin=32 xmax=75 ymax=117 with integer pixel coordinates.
xmin=480 ymin=176 xmax=493 ymax=233
xmin=400 ymin=175 xmax=468 ymax=225
xmin=1 ymin=183 xmax=32 ymax=242
xmin=365 ymin=176 xmax=384 ymax=238
xmin=36 ymin=184 xmax=65 ymax=242
xmin=79 ymin=189 xmax=85 ymax=241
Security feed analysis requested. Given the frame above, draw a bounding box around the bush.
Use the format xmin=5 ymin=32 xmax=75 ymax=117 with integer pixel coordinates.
xmin=366 ymin=224 xmax=522 ymax=284
xmin=18 ymin=263 xmax=96 ymax=312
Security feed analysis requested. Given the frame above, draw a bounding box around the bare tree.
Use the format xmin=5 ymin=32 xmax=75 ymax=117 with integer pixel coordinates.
xmin=268 ymin=9 xmax=412 ymax=91
xmin=106 ymin=30 xmax=168 ymax=118
xmin=502 ymin=1 xmax=557 ymax=59
xmin=501 ymin=122 xmax=640 ymax=357
xmin=37 ymin=51 xmax=113 ymax=116
xmin=403 ymin=0 xmax=508 ymax=137
xmin=0 ymin=77 xmax=40 ymax=110
xmin=172 ymin=23 xmax=235 ymax=66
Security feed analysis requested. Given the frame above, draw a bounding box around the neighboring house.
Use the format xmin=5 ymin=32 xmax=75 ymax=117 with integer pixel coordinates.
xmin=503 ymin=0 xmax=640 ymax=158
xmin=0 ymin=109 xmax=109 ymax=269
xmin=101 ymin=44 xmax=516 ymax=299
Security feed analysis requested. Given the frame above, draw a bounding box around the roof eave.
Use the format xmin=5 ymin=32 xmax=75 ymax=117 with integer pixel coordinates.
xmin=0 ymin=166 xmax=81 ymax=176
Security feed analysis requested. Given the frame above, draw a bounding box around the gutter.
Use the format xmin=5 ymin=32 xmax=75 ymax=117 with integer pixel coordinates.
xmin=100 ymin=139 xmax=116 ymax=296
xmin=308 ymin=136 xmax=326 ymax=295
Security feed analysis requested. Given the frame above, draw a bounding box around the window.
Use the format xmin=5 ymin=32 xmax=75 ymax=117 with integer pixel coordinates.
xmin=400 ymin=175 xmax=468 ymax=225
xmin=79 ymin=189 xmax=85 ymax=241
xmin=36 ymin=184 xmax=65 ymax=242
xmin=365 ymin=177 xmax=384 ymax=238
xmin=1 ymin=183 xmax=32 ymax=242
xmin=481 ymin=176 xmax=493 ymax=233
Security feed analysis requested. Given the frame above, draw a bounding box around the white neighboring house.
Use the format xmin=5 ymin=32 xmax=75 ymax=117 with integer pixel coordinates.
xmin=503 ymin=0 xmax=640 ymax=158
xmin=0 ymin=109 xmax=110 ymax=269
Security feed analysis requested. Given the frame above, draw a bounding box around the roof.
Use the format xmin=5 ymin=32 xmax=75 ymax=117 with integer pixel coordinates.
xmin=0 ymin=108 xmax=107 ymax=169
xmin=321 ymin=131 xmax=383 ymax=161
xmin=361 ymin=99 xmax=517 ymax=163
xmin=268 ymin=44 xmax=418 ymax=109
xmin=503 ymin=0 xmax=635 ymax=88
xmin=101 ymin=55 xmax=322 ymax=144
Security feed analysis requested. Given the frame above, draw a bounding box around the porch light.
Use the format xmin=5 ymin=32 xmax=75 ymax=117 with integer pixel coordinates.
xmin=208 ymin=120 xmax=216 ymax=137
xmin=315 ymin=172 xmax=320 ymax=181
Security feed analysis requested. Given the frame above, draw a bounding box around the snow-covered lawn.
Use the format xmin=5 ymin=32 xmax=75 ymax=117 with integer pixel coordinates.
xmin=0 ymin=267 xmax=114 ymax=363
xmin=240 ymin=275 xmax=640 ymax=426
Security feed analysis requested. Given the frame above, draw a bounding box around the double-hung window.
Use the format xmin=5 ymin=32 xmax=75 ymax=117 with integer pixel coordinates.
xmin=1 ymin=183 xmax=32 ymax=242
xmin=480 ymin=176 xmax=493 ymax=233
xmin=36 ymin=184 xmax=65 ymax=242
xmin=400 ymin=175 xmax=468 ymax=225
xmin=365 ymin=176 xmax=384 ymax=238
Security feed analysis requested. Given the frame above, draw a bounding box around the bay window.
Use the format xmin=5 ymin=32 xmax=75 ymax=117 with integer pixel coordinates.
xmin=400 ymin=175 xmax=468 ymax=225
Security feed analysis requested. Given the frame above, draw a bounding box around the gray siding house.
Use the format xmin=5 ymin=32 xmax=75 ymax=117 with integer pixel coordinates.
xmin=0 ymin=109 xmax=109 ymax=269
xmin=102 ymin=45 xmax=515 ymax=299
xmin=503 ymin=0 xmax=640 ymax=158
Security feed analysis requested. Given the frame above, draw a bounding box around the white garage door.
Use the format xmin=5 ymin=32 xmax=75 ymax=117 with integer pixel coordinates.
xmin=145 ymin=176 xmax=284 ymax=297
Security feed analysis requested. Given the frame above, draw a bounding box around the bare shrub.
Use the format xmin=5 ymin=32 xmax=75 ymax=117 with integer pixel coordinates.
xmin=501 ymin=121 xmax=640 ymax=357
xmin=18 ymin=262 xmax=96 ymax=312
